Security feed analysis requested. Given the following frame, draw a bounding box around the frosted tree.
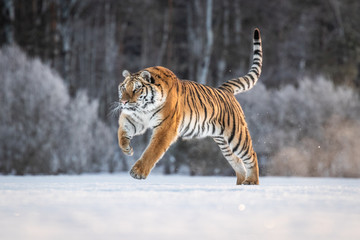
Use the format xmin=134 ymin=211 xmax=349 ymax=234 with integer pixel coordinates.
xmin=0 ymin=46 xmax=114 ymax=174
xmin=237 ymin=77 xmax=360 ymax=177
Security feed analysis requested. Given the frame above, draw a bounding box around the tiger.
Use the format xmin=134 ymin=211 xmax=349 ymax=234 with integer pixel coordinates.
xmin=117 ymin=28 xmax=262 ymax=185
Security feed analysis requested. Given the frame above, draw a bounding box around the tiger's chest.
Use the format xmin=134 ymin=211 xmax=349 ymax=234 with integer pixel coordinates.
xmin=124 ymin=110 xmax=164 ymax=134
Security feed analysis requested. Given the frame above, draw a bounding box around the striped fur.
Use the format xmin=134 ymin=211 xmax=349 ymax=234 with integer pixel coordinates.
xmin=219 ymin=28 xmax=262 ymax=94
xmin=117 ymin=29 xmax=263 ymax=185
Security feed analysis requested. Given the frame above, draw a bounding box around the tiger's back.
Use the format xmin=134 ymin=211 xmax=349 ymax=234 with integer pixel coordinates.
xmin=176 ymin=80 xmax=246 ymax=139
xmin=117 ymin=29 xmax=262 ymax=185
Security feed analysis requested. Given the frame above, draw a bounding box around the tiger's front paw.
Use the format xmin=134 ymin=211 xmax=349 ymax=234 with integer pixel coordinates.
xmin=130 ymin=161 xmax=150 ymax=180
xmin=121 ymin=146 xmax=133 ymax=156
xmin=118 ymin=135 xmax=133 ymax=156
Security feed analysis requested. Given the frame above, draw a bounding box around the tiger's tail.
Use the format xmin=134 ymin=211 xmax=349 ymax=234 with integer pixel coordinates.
xmin=219 ymin=28 xmax=262 ymax=95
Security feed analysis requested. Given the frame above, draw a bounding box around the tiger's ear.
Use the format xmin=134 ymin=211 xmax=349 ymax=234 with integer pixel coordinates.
xmin=140 ymin=71 xmax=154 ymax=83
xmin=122 ymin=70 xmax=130 ymax=78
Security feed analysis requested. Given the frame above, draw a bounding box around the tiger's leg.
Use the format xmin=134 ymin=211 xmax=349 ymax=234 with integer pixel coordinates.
xmin=242 ymin=152 xmax=259 ymax=185
xmin=130 ymin=122 xmax=178 ymax=180
xmin=118 ymin=115 xmax=134 ymax=156
xmin=230 ymin=127 xmax=259 ymax=185
xmin=213 ymin=137 xmax=247 ymax=185
xmin=118 ymin=127 xmax=133 ymax=156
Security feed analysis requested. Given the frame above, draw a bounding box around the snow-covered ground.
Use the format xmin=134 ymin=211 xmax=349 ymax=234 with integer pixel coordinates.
xmin=0 ymin=174 xmax=359 ymax=240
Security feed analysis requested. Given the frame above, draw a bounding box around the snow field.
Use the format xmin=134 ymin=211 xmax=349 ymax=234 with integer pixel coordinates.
xmin=0 ymin=174 xmax=359 ymax=240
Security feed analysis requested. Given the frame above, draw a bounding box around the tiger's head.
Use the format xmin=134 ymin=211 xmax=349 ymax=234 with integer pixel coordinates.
xmin=118 ymin=69 xmax=166 ymax=113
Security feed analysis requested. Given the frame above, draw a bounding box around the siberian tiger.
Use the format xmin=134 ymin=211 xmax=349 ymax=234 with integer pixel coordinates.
xmin=118 ymin=28 xmax=262 ymax=185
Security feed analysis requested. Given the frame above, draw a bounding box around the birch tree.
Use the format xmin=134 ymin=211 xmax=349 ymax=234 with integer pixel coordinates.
xmin=2 ymin=0 xmax=15 ymax=44
xmin=197 ymin=0 xmax=213 ymax=85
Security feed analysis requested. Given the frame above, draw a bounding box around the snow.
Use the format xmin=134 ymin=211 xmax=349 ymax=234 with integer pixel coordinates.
xmin=0 ymin=174 xmax=359 ymax=240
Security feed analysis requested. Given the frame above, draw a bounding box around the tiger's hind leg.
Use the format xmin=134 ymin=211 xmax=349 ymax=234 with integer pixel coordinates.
xmin=213 ymin=137 xmax=246 ymax=185
xmin=242 ymin=152 xmax=259 ymax=185
xmin=226 ymin=126 xmax=259 ymax=185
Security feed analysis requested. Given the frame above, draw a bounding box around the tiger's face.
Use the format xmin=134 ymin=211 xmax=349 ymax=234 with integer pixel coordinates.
xmin=118 ymin=70 xmax=164 ymax=113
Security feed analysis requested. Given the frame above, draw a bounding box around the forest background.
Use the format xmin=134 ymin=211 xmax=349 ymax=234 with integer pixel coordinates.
xmin=1 ymin=0 xmax=360 ymax=177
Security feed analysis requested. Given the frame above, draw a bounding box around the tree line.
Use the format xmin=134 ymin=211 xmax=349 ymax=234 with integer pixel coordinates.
xmin=2 ymin=0 xmax=359 ymax=119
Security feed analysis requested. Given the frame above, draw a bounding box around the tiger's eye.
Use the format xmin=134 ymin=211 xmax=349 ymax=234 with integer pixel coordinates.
xmin=134 ymin=87 xmax=142 ymax=93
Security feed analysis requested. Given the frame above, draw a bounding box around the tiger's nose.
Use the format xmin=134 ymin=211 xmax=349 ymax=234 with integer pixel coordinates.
xmin=121 ymin=100 xmax=128 ymax=105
